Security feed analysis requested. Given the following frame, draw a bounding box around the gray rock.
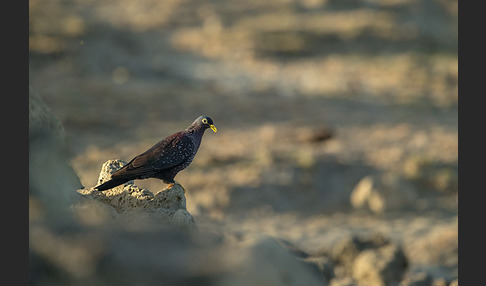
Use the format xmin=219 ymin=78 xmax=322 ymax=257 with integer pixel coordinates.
xmin=274 ymin=238 xmax=334 ymax=284
xmin=303 ymin=255 xmax=335 ymax=283
xmin=29 ymin=84 xmax=65 ymax=142
xmin=352 ymin=244 xmax=408 ymax=286
xmin=172 ymin=209 xmax=196 ymax=228
xmin=29 ymin=85 xmax=83 ymax=223
xmin=71 ymin=195 xmax=119 ymax=226
xmin=31 ymin=228 xmax=327 ymax=286
xmin=274 ymin=238 xmax=311 ymax=258
xmin=217 ymin=235 xmax=326 ymax=286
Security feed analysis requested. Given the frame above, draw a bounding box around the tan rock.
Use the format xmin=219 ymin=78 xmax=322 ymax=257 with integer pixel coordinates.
xmin=352 ymin=244 xmax=408 ymax=286
xmin=76 ymin=160 xmax=195 ymax=227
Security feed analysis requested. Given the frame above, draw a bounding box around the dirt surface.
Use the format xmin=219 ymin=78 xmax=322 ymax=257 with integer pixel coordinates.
xmin=30 ymin=0 xmax=457 ymax=283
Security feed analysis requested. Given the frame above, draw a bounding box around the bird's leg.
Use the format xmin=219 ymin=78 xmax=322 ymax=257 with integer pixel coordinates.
xmin=165 ymin=181 xmax=186 ymax=194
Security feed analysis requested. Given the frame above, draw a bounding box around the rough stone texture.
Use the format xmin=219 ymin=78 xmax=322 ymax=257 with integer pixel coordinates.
xmin=352 ymin=244 xmax=408 ymax=286
xmin=350 ymin=173 xmax=418 ymax=214
xmin=76 ymin=160 xmax=195 ymax=227
xmin=95 ymin=159 xmax=129 ymax=186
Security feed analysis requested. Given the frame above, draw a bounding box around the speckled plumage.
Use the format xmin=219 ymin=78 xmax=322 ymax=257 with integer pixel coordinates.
xmin=94 ymin=116 xmax=216 ymax=191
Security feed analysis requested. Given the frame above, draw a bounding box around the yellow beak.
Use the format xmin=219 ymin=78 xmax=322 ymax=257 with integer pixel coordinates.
xmin=210 ymin=124 xmax=217 ymax=133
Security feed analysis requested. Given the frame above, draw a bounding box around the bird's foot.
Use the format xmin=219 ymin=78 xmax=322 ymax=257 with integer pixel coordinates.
xmin=166 ymin=181 xmax=186 ymax=194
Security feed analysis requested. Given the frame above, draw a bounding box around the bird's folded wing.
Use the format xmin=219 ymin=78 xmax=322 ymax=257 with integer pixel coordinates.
xmin=113 ymin=133 xmax=194 ymax=178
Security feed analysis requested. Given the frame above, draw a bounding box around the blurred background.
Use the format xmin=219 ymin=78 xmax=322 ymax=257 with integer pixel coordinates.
xmin=29 ymin=0 xmax=457 ymax=283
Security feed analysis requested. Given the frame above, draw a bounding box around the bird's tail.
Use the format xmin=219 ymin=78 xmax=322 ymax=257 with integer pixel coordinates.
xmin=94 ymin=178 xmax=130 ymax=191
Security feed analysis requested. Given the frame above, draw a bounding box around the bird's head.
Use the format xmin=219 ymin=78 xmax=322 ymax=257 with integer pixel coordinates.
xmin=192 ymin=116 xmax=217 ymax=133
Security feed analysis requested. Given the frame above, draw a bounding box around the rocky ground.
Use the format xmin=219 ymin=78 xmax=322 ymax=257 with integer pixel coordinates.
xmin=30 ymin=0 xmax=457 ymax=285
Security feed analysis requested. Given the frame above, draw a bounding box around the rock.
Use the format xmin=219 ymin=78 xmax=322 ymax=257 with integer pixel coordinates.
xmin=329 ymin=277 xmax=356 ymax=286
xmin=172 ymin=209 xmax=196 ymax=228
xmin=431 ymin=278 xmax=448 ymax=286
xmin=331 ymin=233 xmax=390 ymax=276
xmin=29 ymin=85 xmax=83 ymax=223
xmin=29 ymin=224 xmax=105 ymax=280
xmin=31 ymin=227 xmax=327 ymax=286
xmin=71 ymin=196 xmax=119 ymax=227
xmin=403 ymin=156 xmax=458 ymax=194
xmin=449 ymin=279 xmax=458 ymax=286
xmin=274 ymin=238 xmax=311 ymax=258
xmin=76 ymin=160 xmax=195 ymax=227
xmin=272 ymin=238 xmax=334 ymax=284
xmin=350 ymin=173 xmax=418 ymax=214
xmin=350 ymin=175 xmax=374 ymax=209
xmin=29 ymin=84 xmax=65 ymax=142
xmin=406 ymin=224 xmax=458 ymax=279
xmin=400 ymin=271 xmax=432 ymax=286
xmin=303 ymin=255 xmax=335 ymax=283
xmin=352 ymin=244 xmax=408 ymax=286
xmin=154 ymin=184 xmax=188 ymax=211
xmin=95 ymin=159 xmax=130 ymax=187
xmin=218 ymin=235 xmax=326 ymax=286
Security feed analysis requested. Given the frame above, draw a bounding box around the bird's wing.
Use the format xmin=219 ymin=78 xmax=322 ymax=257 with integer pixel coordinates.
xmin=112 ymin=132 xmax=194 ymax=178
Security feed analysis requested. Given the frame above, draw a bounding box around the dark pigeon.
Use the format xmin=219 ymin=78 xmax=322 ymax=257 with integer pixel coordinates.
xmin=94 ymin=116 xmax=217 ymax=191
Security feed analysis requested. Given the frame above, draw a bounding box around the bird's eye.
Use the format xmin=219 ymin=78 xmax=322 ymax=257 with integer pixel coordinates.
xmin=202 ymin=118 xmax=208 ymax=124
